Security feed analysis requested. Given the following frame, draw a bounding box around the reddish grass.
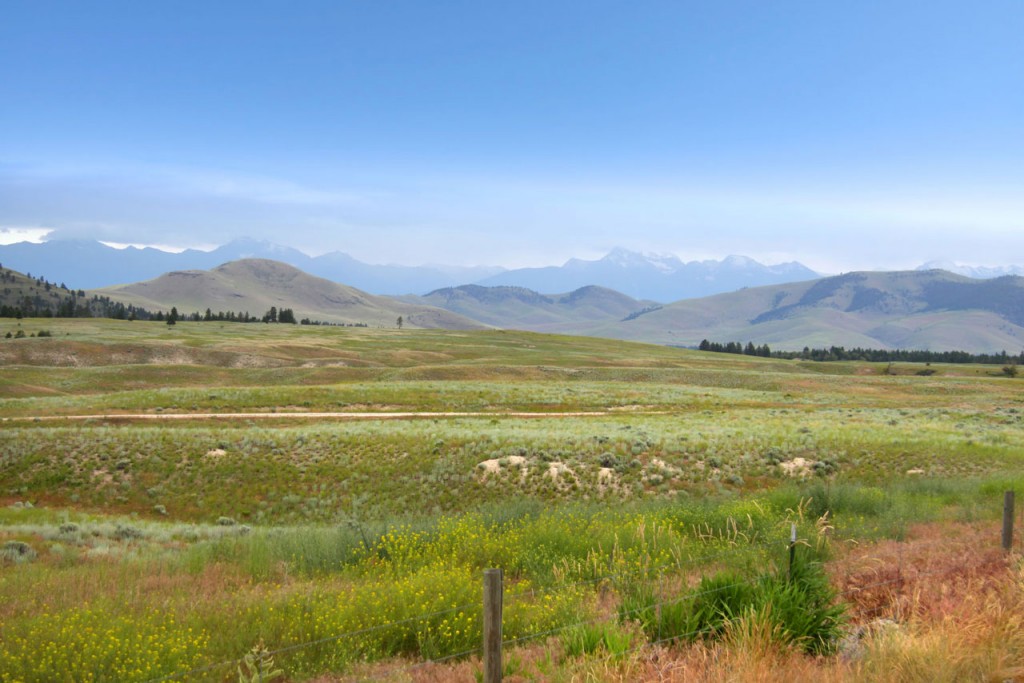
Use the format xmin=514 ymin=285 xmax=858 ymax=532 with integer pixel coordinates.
xmin=320 ymin=521 xmax=1024 ymax=682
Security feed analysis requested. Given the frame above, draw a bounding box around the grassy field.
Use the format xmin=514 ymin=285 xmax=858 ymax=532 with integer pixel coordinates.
xmin=1 ymin=319 xmax=1023 ymax=681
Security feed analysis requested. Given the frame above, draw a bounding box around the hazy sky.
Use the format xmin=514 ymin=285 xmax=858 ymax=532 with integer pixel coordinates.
xmin=2 ymin=1 xmax=1022 ymax=271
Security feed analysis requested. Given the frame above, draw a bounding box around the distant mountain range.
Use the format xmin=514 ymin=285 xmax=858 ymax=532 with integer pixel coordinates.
xmin=2 ymin=238 xmax=825 ymax=301
xmin=407 ymin=270 xmax=1024 ymax=353
xmin=0 ymin=238 xmax=503 ymax=296
xmin=602 ymin=269 xmax=1024 ymax=352
xmin=404 ymin=284 xmax=656 ymax=332
xmin=97 ymin=259 xmax=485 ymax=330
xmin=6 ymin=255 xmax=1024 ymax=352
xmin=476 ymin=248 xmax=821 ymax=301
xmin=4 ymin=238 xmax=1022 ymax=306
xmin=916 ymin=261 xmax=1024 ymax=279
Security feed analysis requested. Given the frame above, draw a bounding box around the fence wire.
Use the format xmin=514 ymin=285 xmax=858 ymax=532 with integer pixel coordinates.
xmin=142 ymin=515 xmax=1016 ymax=683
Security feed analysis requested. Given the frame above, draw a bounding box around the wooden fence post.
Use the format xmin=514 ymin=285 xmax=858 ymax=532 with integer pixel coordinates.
xmin=1003 ymin=491 xmax=1015 ymax=552
xmin=788 ymin=523 xmax=797 ymax=582
xmin=483 ymin=568 xmax=503 ymax=683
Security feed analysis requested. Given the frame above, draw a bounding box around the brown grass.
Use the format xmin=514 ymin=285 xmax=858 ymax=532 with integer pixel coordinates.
xmin=318 ymin=522 xmax=1024 ymax=682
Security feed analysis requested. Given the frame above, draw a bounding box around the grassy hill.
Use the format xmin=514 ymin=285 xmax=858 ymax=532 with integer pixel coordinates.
xmin=605 ymin=269 xmax=1024 ymax=352
xmin=2 ymin=318 xmax=1023 ymax=681
xmin=407 ymin=283 xmax=656 ymax=331
xmin=399 ymin=270 xmax=1024 ymax=353
xmin=0 ymin=265 xmax=88 ymax=316
xmin=11 ymin=259 xmax=1024 ymax=352
xmin=95 ymin=258 xmax=486 ymax=329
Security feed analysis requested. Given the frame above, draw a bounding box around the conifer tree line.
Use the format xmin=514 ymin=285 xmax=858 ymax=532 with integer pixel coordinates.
xmin=698 ymin=339 xmax=773 ymax=357
xmin=0 ymin=265 xmax=332 ymax=326
xmin=698 ymin=338 xmax=1024 ymax=366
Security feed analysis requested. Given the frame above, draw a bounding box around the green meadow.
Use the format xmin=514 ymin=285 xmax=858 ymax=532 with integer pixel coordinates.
xmin=1 ymin=319 xmax=1022 ymax=681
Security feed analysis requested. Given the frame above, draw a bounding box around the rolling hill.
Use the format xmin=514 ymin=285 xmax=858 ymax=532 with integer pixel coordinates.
xmin=12 ymin=257 xmax=1023 ymax=353
xmin=402 ymin=270 xmax=1024 ymax=353
xmin=405 ymin=284 xmax=657 ymax=332
xmin=0 ymin=238 xmax=505 ymax=294
xmin=0 ymin=265 xmax=114 ymax=318
xmin=605 ymin=270 xmax=1024 ymax=352
xmin=95 ymin=259 xmax=486 ymax=329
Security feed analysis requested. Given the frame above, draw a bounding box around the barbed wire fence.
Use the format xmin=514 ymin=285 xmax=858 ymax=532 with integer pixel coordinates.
xmin=143 ymin=491 xmax=1019 ymax=683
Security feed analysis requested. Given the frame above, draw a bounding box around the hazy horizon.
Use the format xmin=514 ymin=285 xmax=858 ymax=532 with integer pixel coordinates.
xmin=3 ymin=230 xmax=1022 ymax=276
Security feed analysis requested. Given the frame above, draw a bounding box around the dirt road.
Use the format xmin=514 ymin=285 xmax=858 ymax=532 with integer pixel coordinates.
xmin=2 ymin=410 xmax=660 ymax=422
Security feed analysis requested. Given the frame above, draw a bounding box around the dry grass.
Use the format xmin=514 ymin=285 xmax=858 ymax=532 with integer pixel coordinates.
xmin=330 ymin=522 xmax=1024 ymax=682
xmin=0 ymin=557 xmax=252 ymax=620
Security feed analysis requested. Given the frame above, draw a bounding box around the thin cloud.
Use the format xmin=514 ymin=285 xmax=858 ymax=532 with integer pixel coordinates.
xmin=162 ymin=169 xmax=367 ymax=207
xmin=9 ymin=162 xmax=369 ymax=207
xmin=0 ymin=226 xmax=53 ymax=244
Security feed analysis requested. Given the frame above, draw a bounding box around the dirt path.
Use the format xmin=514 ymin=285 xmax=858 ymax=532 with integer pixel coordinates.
xmin=2 ymin=410 xmax=664 ymax=422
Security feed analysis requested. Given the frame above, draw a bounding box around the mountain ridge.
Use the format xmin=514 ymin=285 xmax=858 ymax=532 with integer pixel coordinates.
xmin=0 ymin=238 xmax=505 ymax=295
xmin=606 ymin=269 xmax=1024 ymax=353
xmin=407 ymin=283 xmax=654 ymax=331
xmin=475 ymin=249 xmax=820 ymax=301
xmin=5 ymin=256 xmax=1024 ymax=353
xmin=1 ymin=238 xmax=821 ymax=300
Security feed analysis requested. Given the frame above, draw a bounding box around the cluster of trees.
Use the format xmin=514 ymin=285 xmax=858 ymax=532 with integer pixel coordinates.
xmin=2 ymin=293 xmax=358 ymax=328
xmin=774 ymin=345 xmax=1024 ymax=365
xmin=163 ymin=306 xmax=300 ymax=325
xmin=622 ymin=305 xmax=662 ymax=322
xmin=1 ymin=267 xmax=347 ymax=326
xmin=4 ymin=329 xmax=52 ymax=339
xmin=257 ymin=306 xmax=297 ymax=324
xmin=697 ymin=339 xmax=773 ymax=357
xmin=0 ymin=269 xmax=79 ymax=294
xmin=697 ymin=337 xmax=1024 ymax=366
xmin=1 ymin=292 xmax=159 ymax=321
xmin=299 ymin=319 xmax=368 ymax=327
xmin=2 ymin=266 xmax=385 ymax=329
xmin=1 ymin=266 xmax=156 ymax=320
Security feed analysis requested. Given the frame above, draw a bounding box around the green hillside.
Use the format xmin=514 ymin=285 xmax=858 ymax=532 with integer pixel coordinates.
xmin=0 ymin=265 xmax=88 ymax=316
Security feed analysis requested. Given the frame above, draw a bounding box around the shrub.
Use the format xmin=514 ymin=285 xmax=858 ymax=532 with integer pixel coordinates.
xmin=598 ymin=452 xmax=624 ymax=470
xmin=681 ymin=571 xmax=758 ymax=640
xmin=1 ymin=540 xmax=37 ymax=564
xmin=752 ymin=557 xmax=846 ymax=654
xmin=113 ymin=524 xmax=144 ymax=541
xmin=562 ymin=622 xmax=633 ymax=659
xmin=624 ymin=559 xmax=844 ymax=655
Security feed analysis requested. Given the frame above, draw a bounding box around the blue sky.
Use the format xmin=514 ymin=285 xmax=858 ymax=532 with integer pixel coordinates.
xmin=1 ymin=1 xmax=1022 ymax=271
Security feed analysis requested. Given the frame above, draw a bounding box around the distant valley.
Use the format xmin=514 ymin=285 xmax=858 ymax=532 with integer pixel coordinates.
xmin=405 ymin=269 xmax=1024 ymax=353
xmin=5 ymin=247 xmax=1024 ymax=353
